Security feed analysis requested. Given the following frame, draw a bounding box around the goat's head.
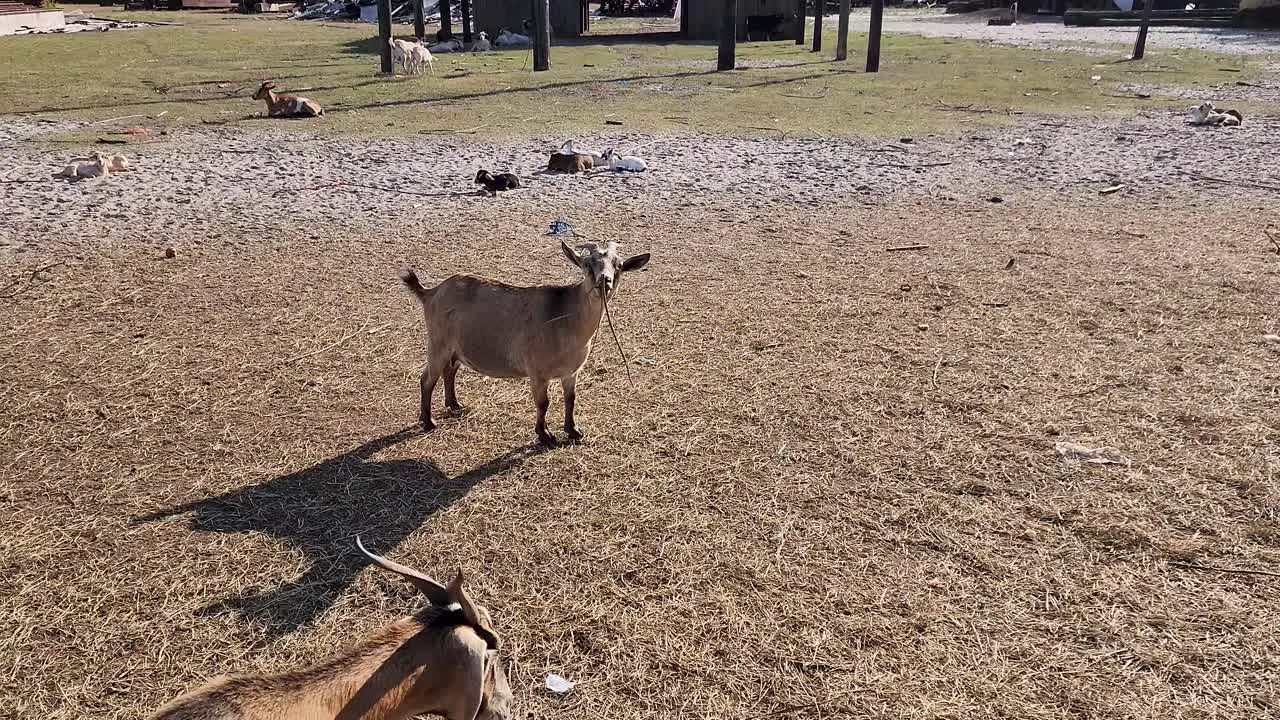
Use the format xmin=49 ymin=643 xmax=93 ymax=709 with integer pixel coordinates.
xmin=561 ymin=240 xmax=650 ymax=299
xmin=478 ymin=30 xmax=489 ymax=40
xmin=253 ymin=81 xmax=277 ymax=100
xmin=475 ymin=169 xmax=494 ymax=184
xmin=356 ymin=537 xmax=512 ymax=719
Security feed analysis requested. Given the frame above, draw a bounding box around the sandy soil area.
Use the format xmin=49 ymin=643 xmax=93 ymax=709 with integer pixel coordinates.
xmin=3 ymin=110 xmax=1278 ymax=258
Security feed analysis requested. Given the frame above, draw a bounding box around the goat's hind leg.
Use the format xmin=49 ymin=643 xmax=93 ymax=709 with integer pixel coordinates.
xmin=419 ymin=362 xmax=443 ymax=433
xmin=443 ymin=356 xmax=464 ymax=415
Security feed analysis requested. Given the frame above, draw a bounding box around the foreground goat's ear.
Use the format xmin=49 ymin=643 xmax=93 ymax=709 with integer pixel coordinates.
xmin=561 ymin=240 xmax=583 ymax=268
xmin=621 ymin=253 xmax=650 ymax=272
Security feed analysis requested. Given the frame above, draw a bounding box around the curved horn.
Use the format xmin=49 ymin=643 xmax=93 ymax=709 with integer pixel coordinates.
xmin=355 ymin=535 xmax=451 ymax=606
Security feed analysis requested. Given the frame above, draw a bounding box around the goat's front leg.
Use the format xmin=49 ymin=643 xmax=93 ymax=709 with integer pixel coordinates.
xmin=562 ymin=374 xmax=582 ymax=443
xmin=531 ymin=378 xmax=556 ymax=446
xmin=419 ymin=365 xmax=441 ymax=432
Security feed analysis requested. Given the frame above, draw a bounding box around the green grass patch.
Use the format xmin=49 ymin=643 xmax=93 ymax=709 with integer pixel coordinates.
xmin=0 ymin=10 xmax=1266 ymax=139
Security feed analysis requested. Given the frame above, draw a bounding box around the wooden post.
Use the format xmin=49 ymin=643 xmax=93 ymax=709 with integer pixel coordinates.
xmin=377 ymin=0 xmax=393 ymax=74
xmin=413 ymin=0 xmax=425 ymax=41
xmin=794 ymin=0 xmax=804 ymax=44
xmin=717 ymin=0 xmax=736 ymax=71
xmin=835 ymin=0 xmax=849 ymax=61
xmin=439 ymin=0 xmax=453 ymax=39
xmin=533 ymin=0 xmax=551 ymax=71
xmin=866 ymin=0 xmax=883 ymax=72
xmin=811 ymin=0 xmax=821 ymax=52
xmin=1131 ymin=0 xmax=1154 ymax=59
xmin=679 ymin=0 xmax=690 ymax=36
xmin=460 ymin=0 xmax=473 ymax=42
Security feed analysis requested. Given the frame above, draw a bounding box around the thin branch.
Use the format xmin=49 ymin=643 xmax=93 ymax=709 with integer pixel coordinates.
xmin=284 ymin=322 xmax=370 ymax=364
xmin=1182 ymin=171 xmax=1280 ymax=193
xmin=1170 ymin=562 xmax=1280 ymax=579
xmin=885 ymin=244 xmax=930 ymax=252
xmin=872 ymin=161 xmax=952 ymax=169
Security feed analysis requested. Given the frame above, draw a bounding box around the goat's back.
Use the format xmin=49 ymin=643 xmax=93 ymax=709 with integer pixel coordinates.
xmin=413 ymin=274 xmax=598 ymax=379
xmin=547 ymin=152 xmax=592 ymax=173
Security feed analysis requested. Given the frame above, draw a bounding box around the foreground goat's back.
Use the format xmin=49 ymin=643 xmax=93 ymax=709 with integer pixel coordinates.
xmin=147 ymin=540 xmax=510 ymax=720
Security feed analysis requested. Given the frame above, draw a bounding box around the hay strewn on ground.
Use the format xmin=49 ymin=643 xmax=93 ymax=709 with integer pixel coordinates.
xmin=2 ymin=186 xmax=1278 ymax=718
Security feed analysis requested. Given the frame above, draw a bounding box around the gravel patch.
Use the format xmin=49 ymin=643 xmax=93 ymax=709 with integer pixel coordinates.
xmin=879 ymin=9 xmax=1280 ymax=56
xmin=3 ymin=112 xmax=1278 ymax=255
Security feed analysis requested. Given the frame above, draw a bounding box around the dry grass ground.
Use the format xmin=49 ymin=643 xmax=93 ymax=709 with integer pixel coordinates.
xmin=3 ymin=193 xmax=1279 ymax=719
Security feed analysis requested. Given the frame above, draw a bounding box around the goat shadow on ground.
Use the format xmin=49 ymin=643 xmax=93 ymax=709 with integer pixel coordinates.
xmin=134 ymin=427 xmax=543 ymax=637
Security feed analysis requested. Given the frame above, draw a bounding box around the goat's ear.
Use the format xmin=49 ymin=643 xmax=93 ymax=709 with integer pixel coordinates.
xmin=560 ymin=240 xmax=583 ymax=268
xmin=448 ymin=568 xmax=501 ymax=650
xmin=620 ymin=253 xmax=650 ymax=272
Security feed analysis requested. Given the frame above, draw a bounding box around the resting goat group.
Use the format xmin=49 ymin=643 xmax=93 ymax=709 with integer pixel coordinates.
xmin=401 ymin=240 xmax=650 ymax=445
xmin=147 ymin=538 xmax=510 ymax=720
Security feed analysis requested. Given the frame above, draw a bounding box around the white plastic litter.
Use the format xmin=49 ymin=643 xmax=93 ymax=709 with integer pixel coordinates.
xmin=545 ymin=674 xmax=575 ymax=694
xmin=1055 ymin=441 xmax=1129 ymax=466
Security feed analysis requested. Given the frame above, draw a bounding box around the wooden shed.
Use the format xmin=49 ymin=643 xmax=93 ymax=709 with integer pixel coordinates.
xmin=684 ymin=0 xmax=797 ymax=40
xmin=472 ymin=0 xmax=584 ymax=37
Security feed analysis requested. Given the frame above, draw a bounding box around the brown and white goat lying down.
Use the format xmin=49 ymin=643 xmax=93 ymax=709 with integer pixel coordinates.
xmin=402 ymin=240 xmax=650 ymax=445
xmin=253 ymin=80 xmax=324 ymax=118
xmin=1189 ymin=101 xmax=1243 ymax=127
xmin=147 ymin=538 xmax=511 ymax=720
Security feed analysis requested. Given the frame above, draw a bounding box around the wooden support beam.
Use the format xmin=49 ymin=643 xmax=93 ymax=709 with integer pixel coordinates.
xmin=811 ymin=0 xmax=821 ymax=52
xmin=718 ymin=0 xmax=737 ymax=71
xmin=866 ymin=0 xmax=883 ymax=72
xmin=460 ymin=0 xmax=473 ymax=42
xmin=794 ymin=0 xmax=804 ymax=44
xmin=413 ymin=0 xmax=425 ymax=42
xmin=377 ymin=0 xmax=393 ymax=74
xmin=835 ymin=0 xmax=849 ymax=60
xmin=439 ymin=0 xmax=453 ymax=39
xmin=533 ymin=0 xmax=551 ymax=71
xmin=1131 ymin=0 xmax=1153 ymax=59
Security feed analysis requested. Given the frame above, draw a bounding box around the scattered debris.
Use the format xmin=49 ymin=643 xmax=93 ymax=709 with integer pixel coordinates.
xmin=1265 ymin=227 xmax=1279 ymax=255
xmin=1004 ymin=257 xmax=1015 ymax=270
xmin=545 ymin=674 xmax=575 ymax=694
xmin=987 ymin=196 xmax=1004 ymax=203
xmin=1263 ymin=334 xmax=1280 ymax=344
xmin=1099 ymin=183 xmax=1126 ymax=195
xmin=885 ymin=244 xmax=930 ymax=252
xmin=1055 ymin=441 xmax=1130 ymax=466
xmin=9 ymin=15 xmax=165 ymax=36
xmin=547 ymin=220 xmax=572 ymax=236
xmin=164 ymin=247 xmax=177 ymax=259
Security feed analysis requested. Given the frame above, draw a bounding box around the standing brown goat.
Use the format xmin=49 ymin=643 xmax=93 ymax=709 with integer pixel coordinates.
xmin=401 ymin=240 xmax=650 ymax=445
xmin=146 ymin=537 xmax=510 ymax=720
xmin=252 ymin=80 xmax=324 ymax=118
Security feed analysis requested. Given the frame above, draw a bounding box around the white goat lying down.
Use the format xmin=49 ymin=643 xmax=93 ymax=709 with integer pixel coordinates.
xmin=430 ymin=37 xmax=464 ymax=53
xmin=401 ymin=240 xmax=651 ymax=445
xmin=1189 ymin=101 xmax=1243 ymax=127
xmin=494 ymin=28 xmax=531 ymax=47
xmin=147 ymin=538 xmax=511 ymax=720
xmin=603 ymin=147 xmax=647 ymax=172
xmin=56 ymin=151 xmax=118 ymax=180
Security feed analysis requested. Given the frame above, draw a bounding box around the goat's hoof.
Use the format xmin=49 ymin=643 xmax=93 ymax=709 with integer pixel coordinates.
xmin=443 ymin=404 xmax=466 ymax=417
xmin=565 ymin=428 xmax=583 ymax=444
xmin=536 ymin=431 xmax=559 ymax=447
xmin=420 ymin=419 xmax=437 ymax=433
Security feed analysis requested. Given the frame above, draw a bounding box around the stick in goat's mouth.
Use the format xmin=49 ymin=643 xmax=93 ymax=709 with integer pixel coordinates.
xmin=602 ymin=293 xmax=634 ymax=388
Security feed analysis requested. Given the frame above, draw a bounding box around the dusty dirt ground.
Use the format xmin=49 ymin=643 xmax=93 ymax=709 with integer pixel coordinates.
xmin=2 ymin=111 xmax=1280 ymax=720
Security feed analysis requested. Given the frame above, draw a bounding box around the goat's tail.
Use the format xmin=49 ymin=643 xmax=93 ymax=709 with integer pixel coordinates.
xmin=401 ymin=269 xmax=434 ymax=304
